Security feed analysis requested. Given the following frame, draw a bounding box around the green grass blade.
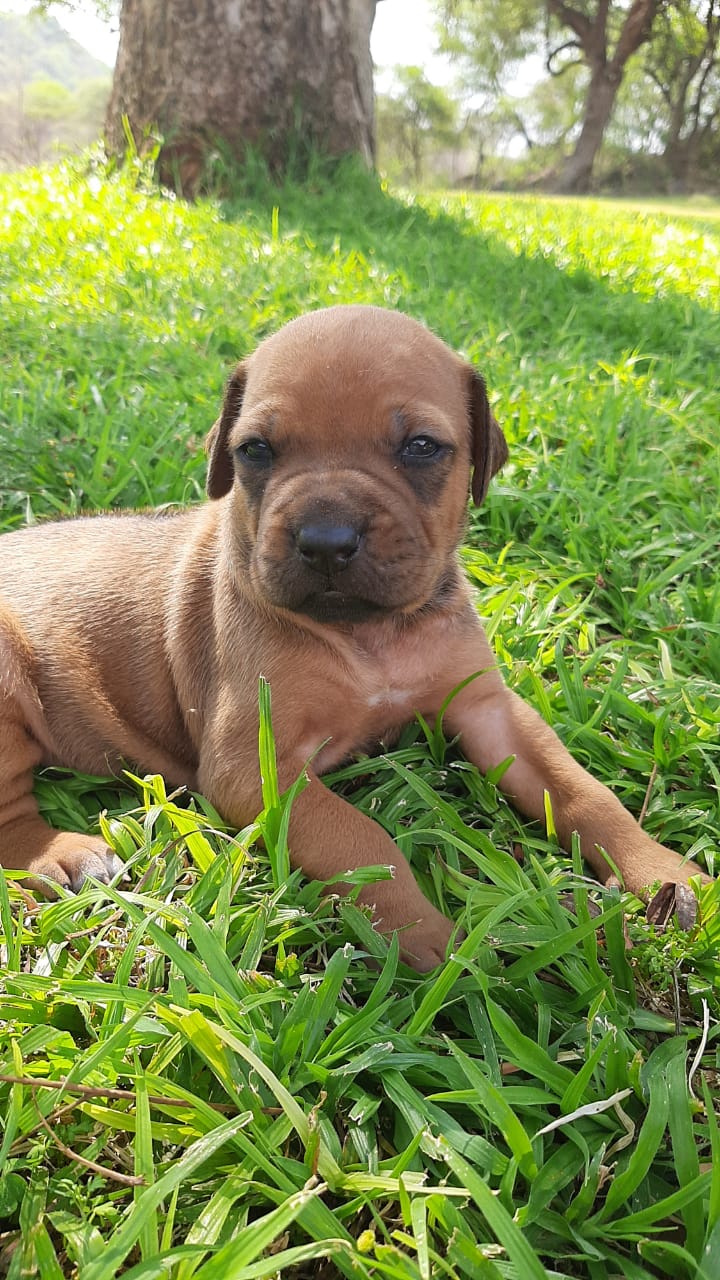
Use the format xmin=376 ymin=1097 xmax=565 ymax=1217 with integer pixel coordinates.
xmin=428 ymin=1134 xmax=547 ymax=1280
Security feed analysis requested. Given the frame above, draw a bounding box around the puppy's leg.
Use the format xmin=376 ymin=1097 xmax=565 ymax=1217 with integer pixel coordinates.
xmin=446 ymin=686 xmax=707 ymax=896
xmin=289 ymin=774 xmax=455 ymax=970
xmin=0 ymin=615 xmax=122 ymax=891
xmin=201 ymin=754 xmax=454 ymax=971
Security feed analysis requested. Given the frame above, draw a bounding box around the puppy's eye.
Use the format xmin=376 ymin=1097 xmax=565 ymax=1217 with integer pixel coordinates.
xmin=237 ymin=438 xmax=273 ymax=464
xmin=402 ymin=435 xmax=442 ymax=460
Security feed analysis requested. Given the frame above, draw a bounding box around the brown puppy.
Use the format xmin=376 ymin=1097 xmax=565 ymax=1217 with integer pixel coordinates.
xmin=0 ymin=306 xmax=706 ymax=969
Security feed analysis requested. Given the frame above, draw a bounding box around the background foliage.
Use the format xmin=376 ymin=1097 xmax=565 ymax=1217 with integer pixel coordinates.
xmin=3 ymin=3 xmax=720 ymax=196
xmin=0 ymin=10 xmax=110 ymax=168
xmin=380 ymin=0 xmax=720 ymax=193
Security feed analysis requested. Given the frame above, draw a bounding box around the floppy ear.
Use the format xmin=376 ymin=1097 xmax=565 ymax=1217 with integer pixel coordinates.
xmin=205 ymin=363 xmax=248 ymax=500
xmin=468 ymin=369 xmax=508 ymax=505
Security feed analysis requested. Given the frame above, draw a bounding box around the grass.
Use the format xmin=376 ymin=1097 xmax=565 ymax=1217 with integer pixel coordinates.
xmin=0 ymin=154 xmax=719 ymax=1278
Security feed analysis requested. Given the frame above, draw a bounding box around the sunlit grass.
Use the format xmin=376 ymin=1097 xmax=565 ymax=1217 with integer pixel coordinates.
xmin=0 ymin=158 xmax=719 ymax=1278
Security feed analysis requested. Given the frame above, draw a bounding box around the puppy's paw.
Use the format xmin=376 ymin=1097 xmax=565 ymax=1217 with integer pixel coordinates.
xmin=613 ymin=838 xmax=711 ymax=930
xmin=398 ymin=909 xmax=456 ymax=972
xmin=356 ymin=875 xmax=457 ymax=972
xmin=624 ymin=840 xmax=711 ymax=900
xmin=28 ymin=833 xmax=124 ymax=895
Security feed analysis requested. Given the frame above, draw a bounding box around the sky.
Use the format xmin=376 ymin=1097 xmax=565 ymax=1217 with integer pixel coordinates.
xmin=3 ymin=0 xmax=451 ymax=82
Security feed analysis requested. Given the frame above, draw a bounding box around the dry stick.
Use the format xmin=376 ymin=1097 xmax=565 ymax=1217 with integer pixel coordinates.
xmin=638 ymin=762 xmax=658 ymax=828
xmin=0 ymin=1073 xmax=282 ymax=1114
xmin=31 ymin=1097 xmax=144 ymax=1187
xmin=0 ymin=1073 xmax=235 ymax=1112
xmin=12 ymin=1097 xmax=112 ymax=1160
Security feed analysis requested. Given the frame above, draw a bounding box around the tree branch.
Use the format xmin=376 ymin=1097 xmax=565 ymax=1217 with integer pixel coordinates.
xmin=690 ymin=51 xmax=718 ymax=133
xmin=611 ymin=0 xmax=660 ymax=73
xmin=546 ymin=38 xmax=584 ymax=75
xmin=546 ymin=0 xmax=594 ymax=48
xmin=646 ymin=65 xmax=674 ymax=110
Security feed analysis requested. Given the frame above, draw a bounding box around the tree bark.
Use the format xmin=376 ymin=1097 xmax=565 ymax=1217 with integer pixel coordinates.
xmin=663 ymin=134 xmax=696 ymax=190
xmin=106 ymin=0 xmax=378 ymax=189
xmin=556 ymin=60 xmax=620 ymax=192
xmin=657 ymin=2 xmax=720 ymax=193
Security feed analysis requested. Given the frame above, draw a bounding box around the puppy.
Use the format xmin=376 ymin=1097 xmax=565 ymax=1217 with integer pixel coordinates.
xmin=0 ymin=306 xmax=706 ymax=969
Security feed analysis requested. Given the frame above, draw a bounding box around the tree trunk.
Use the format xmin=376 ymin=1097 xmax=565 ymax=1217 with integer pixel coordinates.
xmin=661 ymin=91 xmax=690 ymax=191
xmin=550 ymin=0 xmax=660 ymax=194
xmin=106 ymin=0 xmax=378 ymax=190
xmin=556 ymin=62 xmax=619 ymax=193
xmin=663 ymin=134 xmax=696 ymax=192
xmin=658 ymin=13 xmax=719 ymax=195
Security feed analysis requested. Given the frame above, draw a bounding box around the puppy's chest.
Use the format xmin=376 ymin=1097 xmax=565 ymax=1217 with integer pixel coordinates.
xmin=302 ymin=646 xmax=441 ymax=774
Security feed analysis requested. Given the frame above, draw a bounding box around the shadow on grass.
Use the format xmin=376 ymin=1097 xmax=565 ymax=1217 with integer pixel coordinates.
xmin=218 ymin=161 xmax=718 ymax=376
xmin=1 ymin=158 xmax=716 ymax=586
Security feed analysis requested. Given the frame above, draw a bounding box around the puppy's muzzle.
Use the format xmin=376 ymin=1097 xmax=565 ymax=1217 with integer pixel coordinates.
xmin=295 ymin=521 xmax=362 ymax=578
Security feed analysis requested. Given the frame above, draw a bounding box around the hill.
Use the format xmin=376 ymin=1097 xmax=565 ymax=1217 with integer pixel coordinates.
xmin=0 ymin=9 xmax=109 ymax=91
xmin=0 ymin=11 xmax=111 ymax=167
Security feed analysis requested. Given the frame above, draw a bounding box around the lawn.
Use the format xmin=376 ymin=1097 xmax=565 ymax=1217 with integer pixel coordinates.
xmin=0 ymin=157 xmax=719 ymax=1279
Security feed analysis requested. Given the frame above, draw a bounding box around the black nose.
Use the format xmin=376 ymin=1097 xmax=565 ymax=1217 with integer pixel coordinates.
xmin=295 ymin=522 xmax=361 ymax=575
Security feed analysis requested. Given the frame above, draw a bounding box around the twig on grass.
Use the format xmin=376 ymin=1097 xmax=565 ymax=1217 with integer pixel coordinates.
xmin=32 ymin=1096 xmax=145 ymax=1186
xmin=0 ymin=1071 xmax=237 ymax=1111
xmin=638 ymin=762 xmax=658 ymax=827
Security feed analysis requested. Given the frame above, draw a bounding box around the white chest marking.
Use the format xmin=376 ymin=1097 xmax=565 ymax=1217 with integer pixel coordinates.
xmin=366 ymin=688 xmax=415 ymax=710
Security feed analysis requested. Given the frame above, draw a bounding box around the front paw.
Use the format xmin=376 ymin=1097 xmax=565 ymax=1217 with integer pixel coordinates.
xmin=397 ymin=910 xmax=456 ymax=972
xmin=359 ymin=884 xmax=455 ymax=972
xmin=623 ymin=840 xmax=710 ymax=900
xmin=28 ymin=832 xmax=124 ymax=894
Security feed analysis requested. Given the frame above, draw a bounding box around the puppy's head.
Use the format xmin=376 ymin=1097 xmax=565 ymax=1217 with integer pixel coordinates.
xmin=206 ymin=306 xmax=507 ymax=624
